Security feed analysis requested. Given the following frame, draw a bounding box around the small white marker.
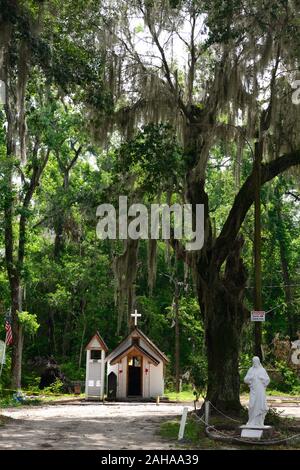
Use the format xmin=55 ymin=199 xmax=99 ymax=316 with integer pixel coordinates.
xmin=178 ymin=406 xmax=188 ymax=440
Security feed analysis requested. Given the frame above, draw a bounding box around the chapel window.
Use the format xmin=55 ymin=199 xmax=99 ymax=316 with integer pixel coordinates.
xmin=91 ymin=350 xmax=102 ymax=360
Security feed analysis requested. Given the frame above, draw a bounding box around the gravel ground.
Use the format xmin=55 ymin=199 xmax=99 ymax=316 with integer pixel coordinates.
xmin=0 ymin=402 xmax=189 ymax=450
xmin=272 ymin=406 xmax=300 ymax=419
xmin=1 ymin=399 xmax=299 ymax=450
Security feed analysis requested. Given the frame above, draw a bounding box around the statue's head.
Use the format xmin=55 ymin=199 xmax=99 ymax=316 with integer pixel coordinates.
xmin=252 ymin=356 xmax=261 ymax=368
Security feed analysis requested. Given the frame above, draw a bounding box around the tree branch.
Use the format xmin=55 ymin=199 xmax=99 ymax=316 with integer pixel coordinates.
xmin=286 ymin=190 xmax=300 ymax=202
xmin=18 ymin=148 xmax=50 ymax=267
xmin=143 ymin=6 xmax=188 ymax=117
xmin=213 ymin=150 xmax=300 ymax=268
xmin=66 ymin=144 xmax=83 ymax=172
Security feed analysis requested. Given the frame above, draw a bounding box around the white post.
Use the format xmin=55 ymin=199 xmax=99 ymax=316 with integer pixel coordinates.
xmin=101 ymin=349 xmax=106 ymax=400
xmin=0 ymin=340 xmax=7 ymax=379
xmin=204 ymin=401 xmax=210 ymax=426
xmin=85 ymin=349 xmax=90 ymax=399
xmin=178 ymin=406 xmax=188 ymax=440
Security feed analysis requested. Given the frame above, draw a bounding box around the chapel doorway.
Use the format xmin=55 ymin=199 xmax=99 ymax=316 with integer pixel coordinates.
xmin=127 ymin=355 xmax=142 ymax=396
xmin=107 ymin=371 xmax=117 ymax=399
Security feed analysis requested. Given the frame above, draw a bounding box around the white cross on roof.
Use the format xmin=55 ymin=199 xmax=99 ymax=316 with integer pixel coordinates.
xmin=131 ymin=309 xmax=141 ymax=326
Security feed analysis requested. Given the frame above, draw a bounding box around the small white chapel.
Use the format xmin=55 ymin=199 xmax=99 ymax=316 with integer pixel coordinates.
xmin=85 ymin=310 xmax=169 ymax=400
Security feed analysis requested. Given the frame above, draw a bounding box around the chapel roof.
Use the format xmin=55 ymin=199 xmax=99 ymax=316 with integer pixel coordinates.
xmin=110 ymin=343 xmax=160 ymax=366
xmin=106 ymin=327 xmax=169 ymax=364
xmin=85 ymin=331 xmax=108 ymax=352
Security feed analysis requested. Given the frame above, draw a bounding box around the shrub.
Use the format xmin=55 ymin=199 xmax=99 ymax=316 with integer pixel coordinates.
xmin=43 ymin=378 xmax=64 ymax=395
xmin=269 ymin=361 xmax=300 ymax=394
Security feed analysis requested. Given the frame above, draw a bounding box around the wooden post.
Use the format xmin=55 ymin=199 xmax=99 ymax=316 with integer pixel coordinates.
xmin=204 ymin=401 xmax=210 ymax=426
xmin=254 ymin=140 xmax=263 ymax=360
xmin=175 ymin=278 xmax=180 ymax=394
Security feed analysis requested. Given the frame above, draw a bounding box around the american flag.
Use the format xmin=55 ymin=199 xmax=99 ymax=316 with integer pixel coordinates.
xmin=5 ymin=317 xmax=13 ymax=345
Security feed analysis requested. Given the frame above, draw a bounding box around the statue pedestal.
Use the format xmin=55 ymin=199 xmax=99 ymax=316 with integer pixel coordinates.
xmin=240 ymin=425 xmax=273 ymax=440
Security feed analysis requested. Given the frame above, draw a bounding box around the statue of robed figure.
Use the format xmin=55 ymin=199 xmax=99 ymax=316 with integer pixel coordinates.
xmin=244 ymin=356 xmax=270 ymax=427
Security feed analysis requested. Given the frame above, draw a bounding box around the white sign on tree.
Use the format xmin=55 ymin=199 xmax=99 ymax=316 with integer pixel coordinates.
xmin=251 ymin=311 xmax=265 ymax=322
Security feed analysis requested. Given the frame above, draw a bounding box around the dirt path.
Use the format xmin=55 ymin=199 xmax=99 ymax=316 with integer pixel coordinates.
xmin=0 ymin=402 xmax=188 ymax=450
xmin=1 ymin=398 xmax=299 ymax=450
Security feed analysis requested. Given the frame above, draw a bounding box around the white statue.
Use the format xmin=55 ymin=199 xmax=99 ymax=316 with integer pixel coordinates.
xmin=244 ymin=356 xmax=270 ymax=427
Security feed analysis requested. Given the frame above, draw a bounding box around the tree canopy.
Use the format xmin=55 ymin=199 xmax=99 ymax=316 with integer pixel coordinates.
xmin=0 ymin=0 xmax=300 ymax=410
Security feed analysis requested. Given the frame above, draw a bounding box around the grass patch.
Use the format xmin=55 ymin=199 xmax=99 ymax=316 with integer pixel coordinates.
xmin=165 ymin=390 xmax=300 ymax=403
xmin=159 ymin=416 xmax=222 ymax=449
xmin=266 ymin=389 xmax=300 ymax=397
xmin=159 ymin=412 xmax=300 ymax=450
xmin=0 ymin=392 xmax=83 ymax=408
xmin=160 ymin=418 xmax=198 ymax=441
xmin=164 ymin=390 xmax=196 ymax=402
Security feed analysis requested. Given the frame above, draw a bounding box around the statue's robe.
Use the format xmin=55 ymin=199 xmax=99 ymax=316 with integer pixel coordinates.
xmin=244 ymin=365 xmax=270 ymax=427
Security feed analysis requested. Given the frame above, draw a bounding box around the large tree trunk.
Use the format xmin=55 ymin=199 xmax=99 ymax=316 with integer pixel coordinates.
xmin=4 ymin=72 xmax=23 ymax=390
xmin=4 ymin=143 xmax=24 ymax=390
xmin=184 ymin=128 xmax=247 ymax=412
xmin=204 ymin=284 xmax=244 ymax=412
xmin=10 ymin=280 xmax=24 ymax=390
xmin=191 ymin=152 xmax=300 ymax=412
xmin=11 ymin=320 xmax=24 ymax=389
xmin=184 ymin=138 xmax=300 ymax=412
xmin=195 ymin=233 xmax=248 ymax=412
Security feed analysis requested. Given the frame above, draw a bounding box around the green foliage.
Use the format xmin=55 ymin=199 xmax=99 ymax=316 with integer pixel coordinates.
xmin=1 ymin=0 xmax=300 ymax=402
xmin=0 ymin=354 xmax=12 ymax=391
xmin=114 ymin=123 xmax=184 ymax=197
xmin=17 ymin=311 xmax=40 ymax=337
xmin=270 ymin=361 xmax=300 ymax=394
xmin=164 ymin=388 xmax=195 ymax=401
xmin=60 ymin=362 xmax=85 ymax=381
xmin=160 ymin=417 xmax=200 ymax=444
xmin=42 ymin=378 xmax=64 ymax=395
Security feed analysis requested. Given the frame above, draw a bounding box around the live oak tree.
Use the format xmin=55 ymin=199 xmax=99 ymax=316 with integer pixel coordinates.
xmin=89 ymin=0 xmax=300 ymax=411
xmin=0 ymin=0 xmax=51 ymax=388
xmin=0 ymin=0 xmax=108 ymax=387
xmin=1 ymin=0 xmax=300 ymax=406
